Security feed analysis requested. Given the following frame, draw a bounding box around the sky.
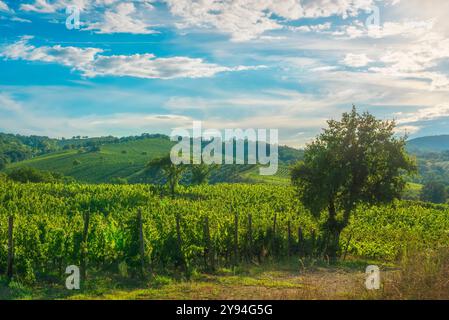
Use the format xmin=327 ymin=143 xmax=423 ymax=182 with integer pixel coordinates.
xmin=1 ymin=0 xmax=449 ymax=148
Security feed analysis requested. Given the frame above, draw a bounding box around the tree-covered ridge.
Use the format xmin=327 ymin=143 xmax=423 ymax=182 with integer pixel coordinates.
xmin=1 ymin=133 xmax=304 ymax=184
xmin=0 ymin=133 xmax=172 ymax=168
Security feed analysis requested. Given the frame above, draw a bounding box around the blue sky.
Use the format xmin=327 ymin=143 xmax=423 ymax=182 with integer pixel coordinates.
xmin=1 ymin=0 xmax=449 ymax=147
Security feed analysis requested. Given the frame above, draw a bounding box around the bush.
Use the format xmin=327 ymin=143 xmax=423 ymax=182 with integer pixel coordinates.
xmin=7 ymin=167 xmax=63 ymax=183
xmin=420 ymin=181 xmax=447 ymax=204
xmin=110 ymin=177 xmax=128 ymax=185
xmin=0 ymin=172 xmax=8 ymax=181
xmin=0 ymin=157 xmax=6 ymax=171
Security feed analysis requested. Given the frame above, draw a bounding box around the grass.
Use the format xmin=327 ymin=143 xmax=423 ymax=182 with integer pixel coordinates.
xmin=3 ymin=252 xmax=448 ymax=300
xmin=0 ymin=257 xmax=386 ymax=300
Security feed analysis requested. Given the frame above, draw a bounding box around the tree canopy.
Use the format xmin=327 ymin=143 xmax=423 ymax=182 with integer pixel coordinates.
xmin=291 ymin=106 xmax=416 ymax=259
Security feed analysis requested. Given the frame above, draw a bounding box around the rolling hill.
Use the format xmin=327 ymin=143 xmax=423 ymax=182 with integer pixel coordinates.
xmin=5 ymin=132 xmax=449 ymax=186
xmin=3 ymin=134 xmax=303 ymax=184
xmin=407 ymin=135 xmax=449 ymax=153
xmin=6 ymin=137 xmax=174 ymax=183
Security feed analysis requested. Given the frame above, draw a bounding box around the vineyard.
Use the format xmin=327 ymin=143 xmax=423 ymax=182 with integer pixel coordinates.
xmin=1 ymin=180 xmax=449 ymax=284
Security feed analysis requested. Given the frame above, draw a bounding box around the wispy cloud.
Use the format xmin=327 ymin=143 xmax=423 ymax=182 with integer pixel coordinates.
xmin=0 ymin=37 xmax=264 ymax=79
xmin=84 ymin=2 xmax=158 ymax=34
xmin=0 ymin=0 xmax=10 ymax=12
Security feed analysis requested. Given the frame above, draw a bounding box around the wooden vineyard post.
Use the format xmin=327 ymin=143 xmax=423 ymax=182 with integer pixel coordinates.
xmin=80 ymin=211 xmax=90 ymax=282
xmin=271 ymin=213 xmax=277 ymax=257
xmin=203 ymin=217 xmax=214 ymax=271
xmin=137 ymin=209 xmax=147 ymax=276
xmin=287 ymin=220 xmax=292 ymax=257
xmin=298 ymin=227 xmax=304 ymax=257
xmin=310 ymin=230 xmax=316 ymax=257
xmin=7 ymin=215 xmax=14 ymax=280
xmin=234 ymin=213 xmax=238 ymax=266
xmin=247 ymin=214 xmax=253 ymax=261
xmin=176 ymin=213 xmax=186 ymax=275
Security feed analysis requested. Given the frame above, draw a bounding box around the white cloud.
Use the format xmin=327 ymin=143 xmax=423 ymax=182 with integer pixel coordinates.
xmin=368 ymin=35 xmax=449 ymax=90
xmin=165 ymin=0 xmax=380 ymax=41
xmin=84 ymin=2 xmax=157 ymax=34
xmin=333 ymin=20 xmax=434 ymax=39
xmin=85 ymin=54 xmax=264 ymax=79
xmin=0 ymin=0 xmax=10 ymax=12
xmin=290 ymin=23 xmax=332 ymax=33
xmin=342 ymin=53 xmax=372 ymax=67
xmin=20 ymin=0 xmax=90 ymax=13
xmin=397 ymin=104 xmax=449 ymax=124
xmin=1 ymin=36 xmax=102 ymax=67
xmin=0 ymin=93 xmax=23 ymax=112
xmin=10 ymin=17 xmax=33 ymax=23
xmin=0 ymin=37 xmax=264 ymax=79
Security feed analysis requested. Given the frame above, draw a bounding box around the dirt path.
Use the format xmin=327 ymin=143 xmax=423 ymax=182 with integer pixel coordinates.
xmin=70 ymin=266 xmax=374 ymax=300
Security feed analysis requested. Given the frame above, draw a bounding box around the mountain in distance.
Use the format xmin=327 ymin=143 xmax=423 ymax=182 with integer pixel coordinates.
xmin=407 ymin=135 xmax=449 ymax=153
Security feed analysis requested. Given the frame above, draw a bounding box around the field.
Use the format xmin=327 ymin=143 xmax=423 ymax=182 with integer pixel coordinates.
xmin=1 ymin=180 xmax=448 ymax=299
xmin=6 ymin=138 xmax=174 ymax=183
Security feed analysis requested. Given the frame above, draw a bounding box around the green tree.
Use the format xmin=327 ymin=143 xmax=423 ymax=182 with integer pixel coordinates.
xmin=420 ymin=181 xmax=447 ymax=204
xmin=146 ymin=155 xmax=187 ymax=196
xmin=0 ymin=157 xmax=6 ymax=171
xmin=190 ymin=163 xmax=217 ymax=185
xmin=7 ymin=167 xmax=64 ymax=183
xmin=291 ymin=106 xmax=416 ymax=260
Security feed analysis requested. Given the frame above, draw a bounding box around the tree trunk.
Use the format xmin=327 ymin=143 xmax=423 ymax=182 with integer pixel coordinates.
xmin=297 ymin=227 xmax=304 ymax=257
xmin=324 ymin=201 xmax=348 ymax=261
xmin=170 ymin=179 xmax=176 ymax=197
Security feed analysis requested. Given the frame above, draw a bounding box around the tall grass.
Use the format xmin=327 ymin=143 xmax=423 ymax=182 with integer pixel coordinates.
xmin=379 ymin=245 xmax=449 ymax=299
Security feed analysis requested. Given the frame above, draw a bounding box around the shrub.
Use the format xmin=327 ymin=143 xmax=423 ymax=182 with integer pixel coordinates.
xmin=7 ymin=167 xmax=62 ymax=183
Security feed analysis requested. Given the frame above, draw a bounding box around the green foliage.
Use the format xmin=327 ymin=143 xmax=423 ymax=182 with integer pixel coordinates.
xmin=291 ymin=106 xmax=416 ymax=258
xmin=8 ymin=137 xmax=174 ymax=183
xmin=0 ymin=180 xmax=447 ymax=283
xmin=110 ymin=177 xmax=128 ymax=185
xmin=7 ymin=167 xmax=65 ymax=183
xmin=420 ymin=181 xmax=447 ymax=204
xmin=0 ymin=133 xmax=59 ymax=165
xmin=6 ymin=134 xmax=302 ymax=184
xmin=0 ymin=157 xmax=6 ymax=171
xmin=190 ymin=163 xmax=217 ymax=185
xmin=73 ymin=160 xmax=81 ymax=166
xmin=402 ymin=182 xmax=423 ymax=201
xmin=146 ymin=155 xmax=187 ymax=195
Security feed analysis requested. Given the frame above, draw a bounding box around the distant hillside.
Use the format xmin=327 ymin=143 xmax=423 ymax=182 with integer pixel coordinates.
xmin=3 ymin=133 xmax=303 ymax=184
xmin=407 ymin=135 xmax=449 ymax=153
xmin=6 ymin=137 xmax=174 ymax=184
